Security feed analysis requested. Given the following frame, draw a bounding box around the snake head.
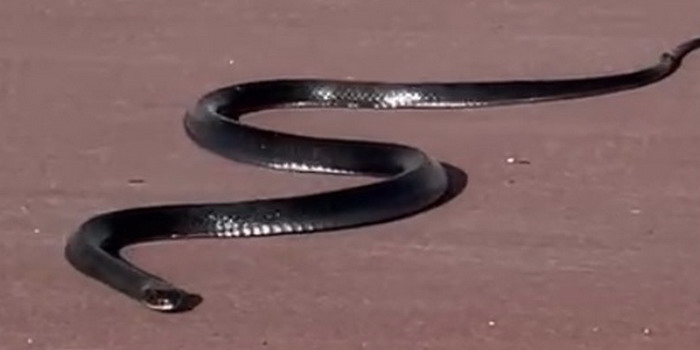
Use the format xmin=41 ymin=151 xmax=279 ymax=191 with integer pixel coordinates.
xmin=140 ymin=283 xmax=202 ymax=312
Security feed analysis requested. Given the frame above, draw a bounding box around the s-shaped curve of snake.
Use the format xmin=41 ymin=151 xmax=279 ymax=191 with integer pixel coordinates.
xmin=64 ymin=37 xmax=699 ymax=312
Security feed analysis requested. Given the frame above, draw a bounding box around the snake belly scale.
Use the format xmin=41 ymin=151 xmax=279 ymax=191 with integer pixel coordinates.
xmin=64 ymin=37 xmax=699 ymax=312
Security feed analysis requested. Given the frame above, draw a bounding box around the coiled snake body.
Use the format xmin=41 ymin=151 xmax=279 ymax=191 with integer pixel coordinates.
xmin=64 ymin=38 xmax=700 ymax=312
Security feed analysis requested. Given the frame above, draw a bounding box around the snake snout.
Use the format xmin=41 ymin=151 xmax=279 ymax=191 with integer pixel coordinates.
xmin=140 ymin=284 xmax=200 ymax=312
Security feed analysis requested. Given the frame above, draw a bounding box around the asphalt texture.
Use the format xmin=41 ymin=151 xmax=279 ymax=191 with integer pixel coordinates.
xmin=0 ymin=1 xmax=698 ymax=349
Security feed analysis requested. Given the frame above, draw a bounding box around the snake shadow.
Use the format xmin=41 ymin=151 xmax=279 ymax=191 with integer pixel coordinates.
xmin=356 ymin=161 xmax=468 ymax=228
xmin=172 ymin=294 xmax=204 ymax=313
xmin=430 ymin=162 xmax=469 ymax=210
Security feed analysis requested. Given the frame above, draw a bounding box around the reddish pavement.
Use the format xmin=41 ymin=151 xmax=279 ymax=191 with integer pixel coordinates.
xmin=1 ymin=1 xmax=698 ymax=349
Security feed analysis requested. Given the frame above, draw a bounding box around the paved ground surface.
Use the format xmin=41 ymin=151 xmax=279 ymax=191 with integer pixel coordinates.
xmin=1 ymin=1 xmax=698 ymax=349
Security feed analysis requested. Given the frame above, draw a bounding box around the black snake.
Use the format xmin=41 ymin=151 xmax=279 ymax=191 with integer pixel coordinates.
xmin=64 ymin=37 xmax=700 ymax=312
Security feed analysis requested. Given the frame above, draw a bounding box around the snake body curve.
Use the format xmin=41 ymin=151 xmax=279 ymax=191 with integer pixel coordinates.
xmin=64 ymin=37 xmax=700 ymax=312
